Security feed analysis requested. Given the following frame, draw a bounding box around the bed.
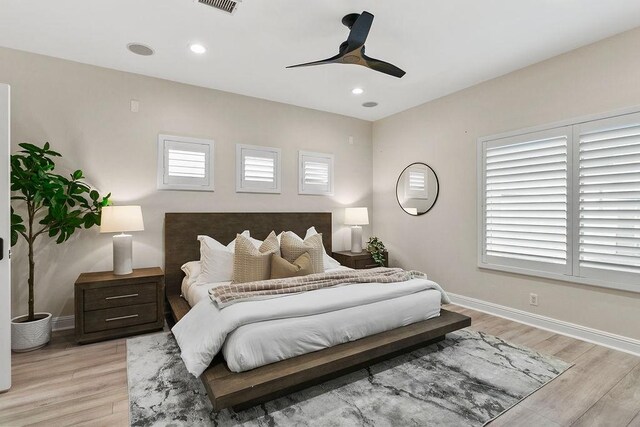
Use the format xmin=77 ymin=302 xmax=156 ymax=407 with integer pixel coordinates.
xmin=164 ymin=212 xmax=471 ymax=411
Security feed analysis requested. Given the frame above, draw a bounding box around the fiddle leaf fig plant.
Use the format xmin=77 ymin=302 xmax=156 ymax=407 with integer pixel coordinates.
xmin=10 ymin=142 xmax=110 ymax=321
xmin=366 ymin=236 xmax=387 ymax=267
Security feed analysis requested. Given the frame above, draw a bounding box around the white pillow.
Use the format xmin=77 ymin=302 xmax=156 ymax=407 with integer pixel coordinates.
xmin=181 ymin=260 xmax=202 ymax=286
xmin=196 ymin=230 xmax=252 ymax=284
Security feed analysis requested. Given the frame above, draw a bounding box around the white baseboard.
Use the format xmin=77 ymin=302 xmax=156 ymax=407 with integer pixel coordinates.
xmin=448 ymin=293 xmax=640 ymax=357
xmin=52 ymin=315 xmax=74 ymax=331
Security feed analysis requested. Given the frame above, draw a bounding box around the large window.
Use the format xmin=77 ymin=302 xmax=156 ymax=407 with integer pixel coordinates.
xmin=479 ymin=111 xmax=640 ymax=292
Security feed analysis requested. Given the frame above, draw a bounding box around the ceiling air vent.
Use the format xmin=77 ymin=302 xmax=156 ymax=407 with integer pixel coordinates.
xmin=198 ymin=0 xmax=241 ymax=14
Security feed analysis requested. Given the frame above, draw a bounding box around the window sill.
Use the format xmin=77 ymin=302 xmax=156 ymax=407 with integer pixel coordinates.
xmin=478 ymin=262 xmax=639 ymax=294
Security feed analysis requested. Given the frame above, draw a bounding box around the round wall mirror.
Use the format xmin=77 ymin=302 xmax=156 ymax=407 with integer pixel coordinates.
xmin=396 ymin=163 xmax=439 ymax=216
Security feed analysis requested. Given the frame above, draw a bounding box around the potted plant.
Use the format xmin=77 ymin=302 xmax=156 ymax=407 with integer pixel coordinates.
xmin=366 ymin=237 xmax=387 ymax=267
xmin=10 ymin=142 xmax=110 ymax=352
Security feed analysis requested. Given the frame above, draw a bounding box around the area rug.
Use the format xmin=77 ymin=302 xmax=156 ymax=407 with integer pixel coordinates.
xmin=127 ymin=329 xmax=571 ymax=426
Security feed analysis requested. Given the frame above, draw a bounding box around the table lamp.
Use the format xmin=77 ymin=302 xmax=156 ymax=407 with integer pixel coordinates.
xmin=100 ymin=206 xmax=144 ymax=275
xmin=345 ymin=207 xmax=369 ymax=253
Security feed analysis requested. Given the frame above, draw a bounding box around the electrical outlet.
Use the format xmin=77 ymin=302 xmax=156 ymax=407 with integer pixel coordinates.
xmin=529 ymin=293 xmax=539 ymax=306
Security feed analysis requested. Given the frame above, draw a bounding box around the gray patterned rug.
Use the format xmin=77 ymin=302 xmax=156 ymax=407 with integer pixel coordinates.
xmin=127 ymin=329 xmax=571 ymax=426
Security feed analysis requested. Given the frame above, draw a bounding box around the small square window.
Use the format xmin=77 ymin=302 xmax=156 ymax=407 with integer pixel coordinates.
xmin=157 ymin=134 xmax=214 ymax=192
xmin=299 ymin=151 xmax=334 ymax=196
xmin=236 ymin=144 xmax=281 ymax=193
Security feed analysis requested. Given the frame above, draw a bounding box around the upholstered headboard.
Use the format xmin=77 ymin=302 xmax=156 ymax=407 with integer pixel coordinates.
xmin=163 ymin=212 xmax=332 ymax=296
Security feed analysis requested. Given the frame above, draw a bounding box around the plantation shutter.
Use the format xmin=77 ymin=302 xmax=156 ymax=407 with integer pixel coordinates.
xmin=404 ymin=165 xmax=429 ymax=199
xmin=167 ymin=148 xmax=206 ymax=179
xmin=409 ymin=171 xmax=426 ymax=192
xmin=244 ymin=155 xmax=275 ymax=184
xmin=158 ymin=135 xmax=214 ymax=191
xmin=574 ymin=113 xmax=640 ymax=284
xmin=236 ymin=144 xmax=281 ymax=193
xmin=299 ymin=151 xmax=334 ymax=195
xmin=482 ymin=127 xmax=572 ymax=275
xmin=303 ymin=160 xmax=329 ymax=187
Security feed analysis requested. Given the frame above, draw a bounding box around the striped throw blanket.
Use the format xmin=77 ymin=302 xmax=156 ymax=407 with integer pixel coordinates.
xmin=209 ymin=267 xmax=440 ymax=307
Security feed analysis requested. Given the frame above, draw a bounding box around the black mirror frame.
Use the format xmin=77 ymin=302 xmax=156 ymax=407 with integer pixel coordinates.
xmin=395 ymin=162 xmax=440 ymax=216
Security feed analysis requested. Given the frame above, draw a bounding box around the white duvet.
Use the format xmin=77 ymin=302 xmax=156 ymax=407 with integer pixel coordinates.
xmin=172 ymin=277 xmax=449 ymax=377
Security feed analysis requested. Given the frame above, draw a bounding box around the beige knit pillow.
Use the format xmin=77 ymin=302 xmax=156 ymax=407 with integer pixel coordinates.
xmin=270 ymin=253 xmax=313 ymax=279
xmin=233 ymin=231 xmax=280 ymax=283
xmin=280 ymin=232 xmax=324 ymax=273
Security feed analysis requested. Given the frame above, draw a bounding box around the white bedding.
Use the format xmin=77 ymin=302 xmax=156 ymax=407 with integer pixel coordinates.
xmin=223 ymin=289 xmax=441 ymax=372
xmin=182 ymin=269 xmax=442 ymax=372
xmin=173 ymin=273 xmax=449 ymax=376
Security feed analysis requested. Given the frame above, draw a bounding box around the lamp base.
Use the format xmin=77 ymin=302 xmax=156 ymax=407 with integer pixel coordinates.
xmin=350 ymin=226 xmax=363 ymax=253
xmin=113 ymin=234 xmax=133 ymax=275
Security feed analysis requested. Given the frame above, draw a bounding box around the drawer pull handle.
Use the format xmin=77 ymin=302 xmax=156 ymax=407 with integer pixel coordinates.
xmin=364 ymin=264 xmax=379 ymax=268
xmin=105 ymin=314 xmax=139 ymax=322
xmin=105 ymin=293 xmax=138 ymax=300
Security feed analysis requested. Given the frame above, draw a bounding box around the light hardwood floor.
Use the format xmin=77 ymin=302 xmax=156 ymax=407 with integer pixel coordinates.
xmin=1 ymin=305 xmax=639 ymax=426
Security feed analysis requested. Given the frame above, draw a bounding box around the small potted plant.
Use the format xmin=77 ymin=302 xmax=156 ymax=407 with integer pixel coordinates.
xmin=10 ymin=142 xmax=110 ymax=352
xmin=366 ymin=237 xmax=387 ymax=267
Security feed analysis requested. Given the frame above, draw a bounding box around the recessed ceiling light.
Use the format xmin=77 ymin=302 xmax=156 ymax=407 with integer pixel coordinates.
xmin=351 ymin=87 xmax=364 ymax=95
xmin=190 ymin=44 xmax=207 ymax=54
xmin=362 ymin=102 xmax=378 ymax=108
xmin=127 ymin=43 xmax=154 ymax=56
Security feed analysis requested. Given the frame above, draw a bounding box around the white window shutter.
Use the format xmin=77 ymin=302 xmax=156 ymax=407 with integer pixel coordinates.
xmin=236 ymin=144 xmax=281 ymax=193
xmin=482 ymin=127 xmax=571 ymax=274
xmin=299 ymin=151 xmax=334 ymax=195
xmin=157 ymin=135 xmax=214 ymax=191
xmin=574 ymin=113 xmax=640 ymax=283
xmin=403 ymin=165 xmax=429 ymax=199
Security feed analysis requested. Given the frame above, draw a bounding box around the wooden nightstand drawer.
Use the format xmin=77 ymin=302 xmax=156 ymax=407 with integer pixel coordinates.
xmin=354 ymin=258 xmax=381 ymax=269
xmin=84 ymin=303 xmax=158 ymax=333
xmin=84 ymin=282 xmax=157 ymax=311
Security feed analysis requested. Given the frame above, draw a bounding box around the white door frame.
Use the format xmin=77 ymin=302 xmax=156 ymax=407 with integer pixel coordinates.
xmin=0 ymin=84 xmax=11 ymax=392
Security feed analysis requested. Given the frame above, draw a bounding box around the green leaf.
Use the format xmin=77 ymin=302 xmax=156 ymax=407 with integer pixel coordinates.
xmin=83 ymin=215 xmax=95 ymax=229
xmin=72 ymin=170 xmax=83 ymax=180
xmin=90 ymin=190 xmax=99 ymax=201
xmin=18 ymin=142 xmax=41 ymax=153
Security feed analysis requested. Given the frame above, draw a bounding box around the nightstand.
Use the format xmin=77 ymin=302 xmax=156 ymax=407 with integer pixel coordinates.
xmin=332 ymin=251 xmax=389 ymax=269
xmin=74 ymin=267 xmax=165 ymax=344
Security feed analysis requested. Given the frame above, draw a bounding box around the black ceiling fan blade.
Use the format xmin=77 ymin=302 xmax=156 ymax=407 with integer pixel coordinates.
xmin=345 ymin=11 xmax=374 ymax=52
xmin=362 ymin=53 xmax=406 ymax=78
xmin=286 ymin=52 xmax=344 ymax=69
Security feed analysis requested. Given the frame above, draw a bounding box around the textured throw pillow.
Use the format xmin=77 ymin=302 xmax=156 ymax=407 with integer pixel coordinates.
xmin=270 ymin=253 xmax=313 ymax=279
xmin=226 ymin=232 xmax=262 ymax=250
xmin=233 ymin=231 xmax=280 ymax=283
xmin=281 ymin=232 xmax=324 ymax=274
xmin=305 ymin=226 xmax=341 ymax=270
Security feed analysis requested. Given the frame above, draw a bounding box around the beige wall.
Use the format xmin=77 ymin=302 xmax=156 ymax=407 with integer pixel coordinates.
xmin=373 ymin=27 xmax=640 ymax=340
xmin=1 ymin=47 xmax=373 ymax=318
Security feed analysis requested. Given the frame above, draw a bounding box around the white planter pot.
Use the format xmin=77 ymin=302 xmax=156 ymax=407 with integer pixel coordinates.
xmin=11 ymin=312 xmax=52 ymax=352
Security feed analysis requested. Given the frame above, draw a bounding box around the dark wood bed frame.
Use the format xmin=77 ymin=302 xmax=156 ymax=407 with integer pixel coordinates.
xmin=164 ymin=212 xmax=471 ymax=411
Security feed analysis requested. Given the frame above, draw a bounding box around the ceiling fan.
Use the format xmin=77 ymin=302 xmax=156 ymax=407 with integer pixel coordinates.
xmin=286 ymin=11 xmax=406 ymax=78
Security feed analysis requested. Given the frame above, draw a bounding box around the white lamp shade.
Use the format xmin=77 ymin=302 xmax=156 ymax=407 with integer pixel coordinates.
xmin=345 ymin=207 xmax=369 ymax=226
xmin=100 ymin=206 xmax=145 ymax=233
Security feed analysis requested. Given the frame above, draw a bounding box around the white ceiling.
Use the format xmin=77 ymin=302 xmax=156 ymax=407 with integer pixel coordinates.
xmin=2 ymin=1 xmax=640 ymax=121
